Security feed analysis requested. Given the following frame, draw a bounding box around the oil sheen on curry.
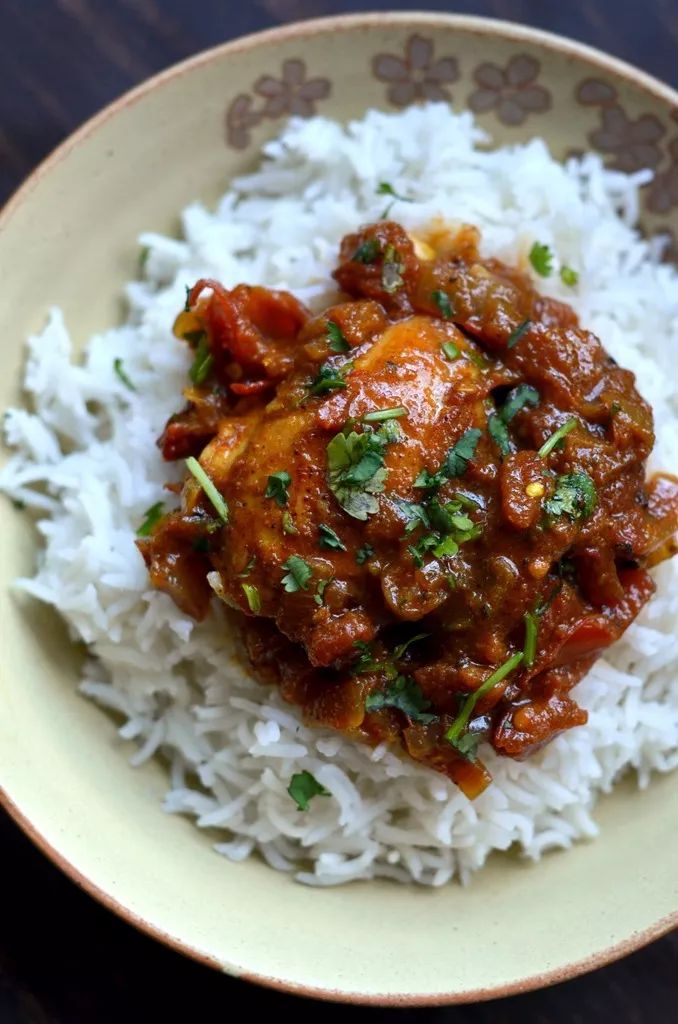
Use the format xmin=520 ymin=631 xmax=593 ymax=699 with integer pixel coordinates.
xmin=139 ymin=221 xmax=678 ymax=800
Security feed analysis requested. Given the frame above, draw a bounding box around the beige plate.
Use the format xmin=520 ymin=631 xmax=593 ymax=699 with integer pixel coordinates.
xmin=0 ymin=12 xmax=676 ymax=1006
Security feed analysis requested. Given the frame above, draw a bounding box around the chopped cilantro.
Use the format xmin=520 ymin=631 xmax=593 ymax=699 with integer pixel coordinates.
xmin=538 ymin=418 xmax=578 ymax=458
xmin=543 ymin=471 xmax=597 ymax=521
xmin=113 ymin=358 xmax=136 ymax=392
xmin=523 ymin=611 xmax=538 ymax=668
xmin=362 ymin=406 xmax=407 ymax=423
xmin=392 ymin=633 xmax=429 ymax=661
xmin=327 ymin=320 xmax=350 ymax=353
xmin=326 ymin=421 xmax=399 ymax=520
xmin=241 ymin=582 xmax=261 ymax=614
xmin=237 ymin=556 xmax=256 ymax=578
xmin=529 ymin=242 xmax=553 ymax=277
xmin=446 ymin=651 xmax=524 ymax=745
xmin=282 ymin=511 xmax=298 ymax=535
xmin=185 ymin=457 xmax=229 ymax=524
xmin=432 ymin=290 xmax=453 ymax=320
xmin=415 ymin=428 xmax=482 ymax=489
xmin=560 ymin=265 xmax=579 ymax=287
xmin=281 ymin=555 xmax=312 ymax=593
xmin=507 ymin=319 xmax=532 ymax=349
xmin=352 ymin=238 xmax=381 ymax=264
xmin=353 ymin=641 xmax=379 ymax=674
xmin=136 ymin=501 xmax=164 ymax=537
xmin=188 ymin=333 xmax=213 ymax=385
xmin=489 ymin=384 xmax=540 ymax=457
xmin=382 ymin=243 xmax=404 ymax=293
xmin=318 ymin=523 xmax=346 ymax=551
xmin=184 ymin=285 xmax=191 ymax=312
xmin=287 ymin=771 xmax=330 ymax=812
xmin=394 ymin=498 xmax=431 ymax=534
xmin=365 ymin=675 xmax=436 ymax=724
xmin=376 ymin=181 xmax=414 ymax=203
xmin=314 ymin=577 xmax=333 ymax=606
xmin=307 ymin=362 xmax=349 ymax=397
xmin=265 ymin=470 xmax=291 ymax=507
xmin=442 ymin=340 xmax=460 ymax=360
xmin=448 ymin=731 xmax=480 ymax=762
xmin=355 ymin=543 xmax=374 ymax=565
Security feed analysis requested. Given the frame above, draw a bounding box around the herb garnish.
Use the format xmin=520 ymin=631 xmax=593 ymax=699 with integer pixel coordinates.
xmin=237 ymin=556 xmax=256 ymax=578
xmin=241 ymin=582 xmax=261 ymax=614
xmin=355 ymin=543 xmax=374 ymax=565
xmin=281 ymin=555 xmax=312 ymax=593
xmin=265 ymin=470 xmax=291 ymax=507
xmin=352 ymin=238 xmax=381 ymax=264
xmin=560 ymin=265 xmax=579 ymax=287
xmin=287 ymin=771 xmax=330 ymax=812
xmin=327 ymin=320 xmax=350 ymax=353
xmin=382 ymin=243 xmax=404 ymax=293
xmin=185 ymin=457 xmax=229 ymax=524
xmin=363 ymin=406 xmax=407 ymax=423
xmin=137 ymin=501 xmax=164 ymax=537
xmin=377 ymin=181 xmax=414 ymax=218
xmin=188 ymin=334 xmax=213 ymax=385
xmin=353 ymin=641 xmax=380 ymax=674
xmin=442 ymin=340 xmax=460 ymax=361
xmin=318 ymin=524 xmax=346 ymax=551
xmin=184 ymin=285 xmax=191 ymax=312
xmin=282 ymin=511 xmax=298 ymax=535
xmin=113 ymin=358 xmax=136 ymax=392
xmin=326 ymin=420 xmax=399 ymax=520
xmin=446 ymin=651 xmax=524 ymax=745
xmin=432 ymin=290 xmax=453 ymax=320
xmin=314 ymin=577 xmax=333 ymax=606
xmin=543 ymin=471 xmax=597 ymax=521
xmin=523 ymin=612 xmax=538 ymax=668
xmin=307 ymin=362 xmax=349 ymax=397
xmin=538 ymin=417 xmax=578 ymax=458
xmin=414 ymin=428 xmax=482 ymax=490
xmin=507 ymin=319 xmax=532 ymax=349
xmin=529 ymin=242 xmax=553 ymax=277
xmin=488 ymin=383 xmax=540 ymax=457
xmin=365 ymin=675 xmax=436 ymax=723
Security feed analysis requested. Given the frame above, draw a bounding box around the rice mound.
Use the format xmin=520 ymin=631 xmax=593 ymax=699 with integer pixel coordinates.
xmin=2 ymin=105 xmax=677 ymax=886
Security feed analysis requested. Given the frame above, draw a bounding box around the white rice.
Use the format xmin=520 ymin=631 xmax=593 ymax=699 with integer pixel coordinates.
xmin=2 ymin=104 xmax=677 ymax=886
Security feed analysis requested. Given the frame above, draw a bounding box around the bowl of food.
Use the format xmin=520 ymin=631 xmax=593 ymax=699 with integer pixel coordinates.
xmin=1 ymin=11 xmax=676 ymax=1005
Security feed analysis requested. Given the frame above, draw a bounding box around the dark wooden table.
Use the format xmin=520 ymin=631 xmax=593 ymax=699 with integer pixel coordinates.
xmin=1 ymin=2 xmax=676 ymax=1020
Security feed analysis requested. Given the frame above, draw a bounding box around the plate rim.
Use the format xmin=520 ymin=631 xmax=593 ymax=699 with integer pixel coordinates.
xmin=1 ymin=10 xmax=676 ymax=1006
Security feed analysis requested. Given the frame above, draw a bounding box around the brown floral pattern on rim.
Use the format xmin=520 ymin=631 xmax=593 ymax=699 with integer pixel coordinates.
xmin=647 ymin=138 xmax=678 ymax=214
xmin=468 ymin=55 xmax=551 ymax=126
xmin=372 ymin=34 xmax=459 ymax=107
xmin=225 ymin=59 xmax=331 ymax=150
xmin=575 ymin=78 xmax=666 ymax=173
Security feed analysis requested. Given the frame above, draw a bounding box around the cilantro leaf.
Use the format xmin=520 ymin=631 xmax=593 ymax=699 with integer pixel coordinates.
xmin=281 ymin=555 xmax=312 ymax=593
xmin=392 ymin=633 xmax=429 ymax=661
xmin=355 ymin=543 xmax=374 ymax=565
xmin=393 ymin=497 xmax=431 ymax=534
xmin=488 ymin=414 xmax=511 ymax=458
xmin=327 ymin=423 xmax=398 ymax=520
xmin=442 ymin=340 xmax=460 ymax=360
xmin=265 ymin=470 xmax=291 ymax=507
xmin=185 ymin=457 xmax=229 ymax=524
xmin=529 ymin=242 xmax=553 ymax=277
xmin=507 ymin=319 xmax=532 ymax=349
xmin=432 ymin=290 xmax=453 ymax=319
xmin=560 ymin=265 xmax=579 ymax=287
xmin=287 ymin=771 xmax=330 ymax=812
xmin=502 ymin=384 xmax=540 ymax=422
xmin=448 ymin=731 xmax=480 ymax=762
xmin=113 ymin=358 xmax=136 ymax=392
xmin=137 ymin=501 xmax=164 ymax=537
xmin=282 ymin=511 xmax=298 ymax=535
xmin=314 ymin=577 xmax=333 ymax=606
xmin=543 ymin=471 xmax=597 ymax=521
xmin=241 ymin=582 xmax=261 ymax=614
xmin=352 ymin=238 xmax=381 ymax=264
xmin=382 ymin=243 xmax=404 ymax=294
xmin=237 ymin=556 xmax=256 ymax=578
xmin=318 ymin=523 xmax=346 ymax=551
xmin=538 ymin=418 xmax=578 ymax=458
xmin=414 ymin=428 xmax=481 ymax=491
xmin=376 ymin=181 xmax=413 ymax=203
xmin=353 ymin=641 xmax=379 ymax=674
xmin=307 ymin=362 xmax=349 ymax=397
xmin=365 ymin=675 xmax=437 ymax=724
xmin=327 ymin=320 xmax=350 ymax=353
xmin=188 ymin=333 xmax=213 ymax=385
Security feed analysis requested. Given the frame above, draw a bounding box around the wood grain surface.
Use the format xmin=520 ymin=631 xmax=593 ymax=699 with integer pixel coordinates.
xmin=0 ymin=2 xmax=676 ymax=1021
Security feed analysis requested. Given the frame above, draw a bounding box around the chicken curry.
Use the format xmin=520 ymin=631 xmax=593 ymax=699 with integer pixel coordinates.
xmin=138 ymin=221 xmax=678 ymax=799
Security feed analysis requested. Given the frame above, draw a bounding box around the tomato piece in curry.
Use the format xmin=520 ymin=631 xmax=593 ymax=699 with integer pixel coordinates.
xmin=139 ymin=221 xmax=678 ymax=799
